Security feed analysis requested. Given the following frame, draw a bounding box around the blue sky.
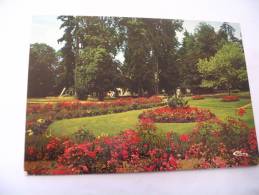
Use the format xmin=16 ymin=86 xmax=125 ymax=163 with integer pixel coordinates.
xmin=31 ymin=15 xmax=242 ymax=52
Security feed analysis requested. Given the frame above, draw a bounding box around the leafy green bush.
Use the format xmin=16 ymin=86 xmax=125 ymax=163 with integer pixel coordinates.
xmin=76 ymin=87 xmax=88 ymax=100
xmin=167 ymin=96 xmax=188 ymax=108
xmin=72 ymin=128 xmax=96 ymax=143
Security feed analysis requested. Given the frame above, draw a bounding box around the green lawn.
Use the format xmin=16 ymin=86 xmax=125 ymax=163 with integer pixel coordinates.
xmin=48 ymin=97 xmax=255 ymax=137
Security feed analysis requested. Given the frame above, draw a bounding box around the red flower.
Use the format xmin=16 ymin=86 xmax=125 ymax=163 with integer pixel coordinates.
xmin=237 ymin=107 xmax=246 ymax=117
xmin=168 ymin=156 xmax=177 ymax=168
xmin=140 ymin=118 xmax=154 ymax=124
xmin=86 ymin=151 xmax=96 ymax=158
xmin=248 ymin=128 xmax=258 ymax=151
xmin=139 ymin=106 xmax=214 ymax=123
xmin=179 ymin=134 xmax=189 ymax=142
xmin=166 ymin=132 xmax=172 ymax=139
xmin=192 ymin=95 xmax=204 ymax=100
xmin=145 ymin=165 xmax=156 ymax=172
xmin=121 ymin=149 xmax=128 ymax=160
xmin=27 ymin=146 xmax=37 ymax=156
xmin=222 ymin=95 xmax=239 ymax=102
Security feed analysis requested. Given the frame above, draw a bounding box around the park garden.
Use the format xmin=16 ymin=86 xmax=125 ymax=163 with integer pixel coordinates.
xmin=25 ymin=16 xmax=258 ymax=174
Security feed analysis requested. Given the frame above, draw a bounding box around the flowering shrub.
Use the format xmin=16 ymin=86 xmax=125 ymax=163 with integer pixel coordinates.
xmin=222 ymin=95 xmax=239 ymax=102
xmin=26 ymin=118 xmax=53 ymax=135
xmin=248 ymin=128 xmax=258 ymax=153
xmin=189 ymin=118 xmax=258 ymax=168
xmin=25 ymin=146 xmax=39 ymax=161
xmin=139 ymin=106 xmax=215 ymax=123
xmin=25 ymin=126 xmax=179 ymax=174
xmin=46 ymin=137 xmax=64 ymax=160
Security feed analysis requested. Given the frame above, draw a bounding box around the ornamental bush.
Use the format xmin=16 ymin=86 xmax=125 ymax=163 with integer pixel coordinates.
xmin=167 ymin=96 xmax=188 ymax=108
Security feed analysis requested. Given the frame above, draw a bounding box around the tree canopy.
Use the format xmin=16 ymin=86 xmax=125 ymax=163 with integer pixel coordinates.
xmin=28 ymin=17 xmax=248 ymax=99
xmin=197 ymin=42 xmax=248 ymax=94
xmin=28 ymin=43 xmax=57 ymax=97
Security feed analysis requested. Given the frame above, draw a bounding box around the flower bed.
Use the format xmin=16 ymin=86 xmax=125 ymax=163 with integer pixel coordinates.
xmin=27 ymin=96 xmax=163 ymax=114
xmin=26 ymin=96 xmax=165 ymax=135
xmin=139 ymin=106 xmax=215 ymax=123
xmin=192 ymin=95 xmax=204 ymax=100
xmin=24 ymin=118 xmax=258 ymax=175
xmin=221 ymin=95 xmax=239 ymax=102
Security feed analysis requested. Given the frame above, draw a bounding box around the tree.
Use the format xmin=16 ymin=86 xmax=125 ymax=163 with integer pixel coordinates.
xmin=122 ymin=18 xmax=183 ymax=96
xmin=74 ymin=16 xmax=123 ymax=100
xmin=145 ymin=18 xmax=183 ymax=95
xmin=28 ymin=43 xmax=57 ymax=97
xmin=75 ymin=48 xmax=121 ymax=100
xmin=122 ymin=18 xmax=155 ymax=96
xmin=195 ymin=23 xmax=219 ymax=59
xmin=177 ymin=31 xmax=201 ymax=90
xmin=57 ymin=16 xmax=76 ymax=90
xmin=218 ymin=22 xmax=239 ymax=43
xmin=197 ymin=42 xmax=248 ymax=95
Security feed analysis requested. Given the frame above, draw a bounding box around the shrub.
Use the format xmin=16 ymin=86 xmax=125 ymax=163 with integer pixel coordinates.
xmin=26 ymin=118 xmax=53 ymax=135
xmin=45 ymin=137 xmax=65 ymax=160
xmin=76 ymin=88 xmax=88 ymax=100
xmin=25 ymin=134 xmax=50 ymax=160
xmin=168 ymin=96 xmax=188 ymax=108
xmin=72 ymin=128 xmax=96 ymax=143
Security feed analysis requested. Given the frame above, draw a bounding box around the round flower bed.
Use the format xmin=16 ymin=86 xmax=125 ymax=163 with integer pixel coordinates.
xmin=221 ymin=95 xmax=239 ymax=102
xmin=139 ymin=106 xmax=215 ymax=123
xmin=192 ymin=95 xmax=204 ymax=100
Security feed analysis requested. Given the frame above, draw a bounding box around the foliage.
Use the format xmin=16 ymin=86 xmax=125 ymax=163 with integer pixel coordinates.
xmin=72 ymin=128 xmax=96 ymax=143
xmin=167 ymin=96 xmax=188 ymax=108
xmin=57 ymin=16 xmax=76 ymax=89
xmin=197 ymin=42 xmax=248 ymax=94
xmin=28 ymin=43 xmax=58 ymax=97
xmin=76 ymin=47 xmax=121 ymax=100
xmin=121 ymin=18 xmax=183 ymax=96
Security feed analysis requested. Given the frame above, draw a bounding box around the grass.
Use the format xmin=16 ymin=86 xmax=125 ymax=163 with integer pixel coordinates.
xmin=48 ymin=97 xmax=255 ymax=137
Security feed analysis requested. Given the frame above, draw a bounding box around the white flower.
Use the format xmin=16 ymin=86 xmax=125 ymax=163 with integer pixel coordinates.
xmin=37 ymin=118 xmax=45 ymax=124
xmin=26 ymin=129 xmax=33 ymax=136
xmin=233 ymin=151 xmax=249 ymax=157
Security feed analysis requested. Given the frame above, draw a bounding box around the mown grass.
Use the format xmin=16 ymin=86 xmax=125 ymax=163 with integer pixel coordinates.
xmin=48 ymin=97 xmax=255 ymax=137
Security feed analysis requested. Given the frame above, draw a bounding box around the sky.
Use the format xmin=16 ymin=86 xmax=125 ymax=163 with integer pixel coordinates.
xmin=30 ymin=15 xmax=242 ymax=53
